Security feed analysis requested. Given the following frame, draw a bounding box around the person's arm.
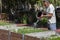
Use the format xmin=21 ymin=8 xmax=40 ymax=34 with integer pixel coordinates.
xmin=41 ymin=13 xmax=53 ymax=18
xmin=41 ymin=5 xmax=54 ymax=19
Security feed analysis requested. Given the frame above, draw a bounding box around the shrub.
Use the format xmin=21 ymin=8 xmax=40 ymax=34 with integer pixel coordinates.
xmin=40 ymin=17 xmax=48 ymax=24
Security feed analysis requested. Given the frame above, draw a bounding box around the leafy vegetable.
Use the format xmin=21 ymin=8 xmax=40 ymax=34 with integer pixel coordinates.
xmin=17 ymin=27 xmax=45 ymax=34
xmin=40 ymin=17 xmax=48 ymax=24
xmin=49 ymin=37 xmax=60 ymax=40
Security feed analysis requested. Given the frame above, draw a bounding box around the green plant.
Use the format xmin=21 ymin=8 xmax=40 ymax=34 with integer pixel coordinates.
xmin=16 ymin=27 xmax=45 ymax=34
xmin=0 ymin=21 xmax=11 ymax=26
xmin=40 ymin=17 xmax=48 ymax=24
xmin=48 ymin=37 xmax=60 ymax=40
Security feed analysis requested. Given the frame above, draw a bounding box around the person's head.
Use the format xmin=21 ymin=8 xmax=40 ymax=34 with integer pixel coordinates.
xmin=43 ymin=0 xmax=50 ymax=8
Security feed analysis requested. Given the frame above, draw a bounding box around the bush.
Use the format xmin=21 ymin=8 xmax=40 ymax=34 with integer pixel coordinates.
xmin=40 ymin=17 xmax=48 ymax=24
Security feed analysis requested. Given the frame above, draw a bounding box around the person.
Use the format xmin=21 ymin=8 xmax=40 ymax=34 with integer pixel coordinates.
xmin=41 ymin=0 xmax=56 ymax=31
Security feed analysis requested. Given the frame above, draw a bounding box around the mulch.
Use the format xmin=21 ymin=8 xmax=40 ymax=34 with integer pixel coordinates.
xmin=16 ymin=24 xmax=28 ymax=26
xmin=56 ymin=29 xmax=60 ymax=33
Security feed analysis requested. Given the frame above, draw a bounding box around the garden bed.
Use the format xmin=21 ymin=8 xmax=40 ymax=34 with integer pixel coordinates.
xmin=11 ymin=27 xmax=60 ymax=40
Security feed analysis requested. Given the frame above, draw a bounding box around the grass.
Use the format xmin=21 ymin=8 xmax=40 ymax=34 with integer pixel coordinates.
xmin=0 ymin=21 xmax=11 ymax=26
xmin=16 ymin=27 xmax=45 ymax=34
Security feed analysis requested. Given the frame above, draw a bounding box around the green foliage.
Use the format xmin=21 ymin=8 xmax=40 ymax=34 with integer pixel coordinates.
xmin=17 ymin=27 xmax=44 ymax=34
xmin=0 ymin=21 xmax=11 ymax=26
xmin=40 ymin=17 xmax=48 ymax=24
xmin=2 ymin=0 xmax=60 ymax=24
xmin=28 ymin=0 xmax=39 ymax=5
xmin=49 ymin=37 xmax=60 ymax=40
xmin=39 ymin=36 xmax=60 ymax=40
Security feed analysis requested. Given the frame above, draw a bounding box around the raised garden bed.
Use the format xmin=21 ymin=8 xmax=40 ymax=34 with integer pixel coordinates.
xmin=0 ymin=21 xmax=60 ymax=40
xmin=11 ymin=27 xmax=60 ymax=40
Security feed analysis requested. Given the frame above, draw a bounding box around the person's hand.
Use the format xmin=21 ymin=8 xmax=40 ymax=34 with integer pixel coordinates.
xmin=37 ymin=17 xmax=40 ymax=20
xmin=41 ymin=15 xmax=44 ymax=18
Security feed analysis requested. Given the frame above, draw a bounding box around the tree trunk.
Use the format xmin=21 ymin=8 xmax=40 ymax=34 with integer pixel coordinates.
xmin=0 ymin=0 xmax=2 ymax=13
xmin=0 ymin=0 xmax=2 ymax=19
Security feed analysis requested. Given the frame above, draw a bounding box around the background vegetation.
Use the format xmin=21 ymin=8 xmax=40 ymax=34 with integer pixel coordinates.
xmin=1 ymin=0 xmax=60 ymax=27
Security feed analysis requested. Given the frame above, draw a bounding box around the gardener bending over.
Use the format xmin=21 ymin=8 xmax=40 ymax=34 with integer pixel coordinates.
xmin=41 ymin=0 xmax=56 ymax=31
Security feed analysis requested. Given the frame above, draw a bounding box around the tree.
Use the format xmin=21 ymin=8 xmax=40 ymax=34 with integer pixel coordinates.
xmin=0 ymin=0 xmax=2 ymax=13
xmin=2 ymin=0 xmax=60 ymax=24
